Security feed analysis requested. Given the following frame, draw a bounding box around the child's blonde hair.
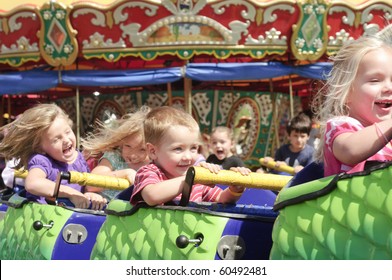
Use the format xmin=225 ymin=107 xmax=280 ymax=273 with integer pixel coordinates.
xmin=81 ymin=105 xmax=150 ymax=157
xmin=211 ymin=126 xmax=234 ymax=141
xmin=144 ymin=106 xmax=199 ymax=146
xmin=210 ymin=126 xmax=236 ymax=154
xmin=312 ymin=26 xmax=392 ymax=162
xmin=0 ymin=103 xmax=72 ymax=169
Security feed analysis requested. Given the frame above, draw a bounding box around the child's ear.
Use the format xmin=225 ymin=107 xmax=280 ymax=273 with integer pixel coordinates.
xmin=146 ymin=143 xmax=157 ymax=160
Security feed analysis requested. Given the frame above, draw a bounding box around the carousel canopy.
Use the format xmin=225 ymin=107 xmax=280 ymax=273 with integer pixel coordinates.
xmin=0 ymin=62 xmax=332 ymax=94
xmin=0 ymin=0 xmax=390 ymax=94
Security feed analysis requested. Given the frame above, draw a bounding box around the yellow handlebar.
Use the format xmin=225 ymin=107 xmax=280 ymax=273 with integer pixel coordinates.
xmin=68 ymin=171 xmax=130 ymax=190
xmin=14 ymin=169 xmax=28 ymax=179
xmin=14 ymin=169 xmax=130 ymax=190
xmin=191 ymin=166 xmax=292 ymax=192
xmin=259 ymin=158 xmax=295 ymax=175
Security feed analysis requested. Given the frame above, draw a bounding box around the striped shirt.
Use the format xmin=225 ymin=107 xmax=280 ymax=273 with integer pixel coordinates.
xmin=130 ymin=163 xmax=222 ymax=205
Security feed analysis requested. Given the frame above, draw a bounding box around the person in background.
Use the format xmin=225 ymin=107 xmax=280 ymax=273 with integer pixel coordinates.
xmin=262 ymin=112 xmax=314 ymax=174
xmin=312 ymin=27 xmax=392 ymax=176
xmin=304 ymin=109 xmax=321 ymax=150
xmin=0 ymin=122 xmax=23 ymax=190
xmin=1 ymin=158 xmax=25 ymax=190
xmin=0 ymin=103 xmax=107 ymax=210
xmin=130 ymin=106 xmax=250 ymax=206
xmin=81 ymin=106 xmax=150 ymax=200
xmin=193 ymin=132 xmax=211 ymax=166
xmin=234 ymin=116 xmax=252 ymax=156
xmin=206 ymin=126 xmax=246 ymax=170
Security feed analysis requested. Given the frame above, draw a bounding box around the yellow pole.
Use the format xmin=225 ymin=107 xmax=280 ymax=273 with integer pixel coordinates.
xmin=15 ymin=170 xmax=130 ymax=190
xmin=259 ymin=158 xmax=295 ymax=175
xmin=191 ymin=166 xmax=291 ymax=191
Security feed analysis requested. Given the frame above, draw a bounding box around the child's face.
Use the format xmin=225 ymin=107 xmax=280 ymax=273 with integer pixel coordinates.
xmin=210 ymin=130 xmax=233 ymax=160
xmin=120 ymin=133 xmax=149 ymax=170
xmin=348 ymin=47 xmax=392 ymax=126
xmin=147 ymin=125 xmax=199 ymax=179
xmin=288 ymin=130 xmax=309 ymax=153
xmin=40 ymin=116 xmax=77 ymax=164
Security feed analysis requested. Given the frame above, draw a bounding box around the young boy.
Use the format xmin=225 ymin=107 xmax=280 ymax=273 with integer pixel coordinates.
xmin=263 ymin=112 xmax=314 ymax=174
xmin=130 ymin=106 xmax=250 ymax=206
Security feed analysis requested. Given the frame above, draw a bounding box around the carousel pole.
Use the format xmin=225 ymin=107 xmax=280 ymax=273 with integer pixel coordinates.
xmin=76 ymin=86 xmax=80 ymax=148
xmin=264 ymin=79 xmax=276 ymax=157
xmin=184 ymin=77 xmax=192 ymax=114
xmin=264 ymin=80 xmax=274 ymax=157
xmin=212 ymin=89 xmax=219 ymax=129
xmin=167 ymin=82 xmax=172 ymax=106
xmin=1 ymin=96 xmax=4 ymax=127
xmin=7 ymin=95 xmax=11 ymax=124
xmin=271 ymin=79 xmax=281 ymax=154
xmin=136 ymin=91 xmax=142 ymax=107
xmin=289 ymin=75 xmax=294 ymax=119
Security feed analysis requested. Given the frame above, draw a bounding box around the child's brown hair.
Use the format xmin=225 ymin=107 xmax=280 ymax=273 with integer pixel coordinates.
xmin=286 ymin=112 xmax=312 ymax=135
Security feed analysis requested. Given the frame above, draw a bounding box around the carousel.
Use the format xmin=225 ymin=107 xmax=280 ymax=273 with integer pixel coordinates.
xmin=2 ymin=0 xmax=388 ymax=165
xmin=0 ymin=0 xmax=357 ymax=165
xmin=1 ymin=0 xmax=392 ymax=260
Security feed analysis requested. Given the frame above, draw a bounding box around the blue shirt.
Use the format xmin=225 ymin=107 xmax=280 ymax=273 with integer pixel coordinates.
xmin=274 ymin=144 xmax=314 ymax=168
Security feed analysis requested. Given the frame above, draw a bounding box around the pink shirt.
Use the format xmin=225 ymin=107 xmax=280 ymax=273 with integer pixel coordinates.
xmin=324 ymin=116 xmax=392 ymax=176
xmin=130 ymin=163 xmax=222 ymax=205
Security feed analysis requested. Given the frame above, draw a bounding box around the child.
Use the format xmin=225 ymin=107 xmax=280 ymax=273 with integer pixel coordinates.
xmin=1 ymin=158 xmax=25 ymax=189
xmin=130 ymin=106 xmax=250 ymax=206
xmin=304 ymin=109 xmax=321 ymax=150
xmin=206 ymin=126 xmax=246 ymax=170
xmin=262 ymin=112 xmax=314 ymax=174
xmin=0 ymin=103 xmax=107 ymax=210
xmin=312 ymin=30 xmax=392 ymax=176
xmin=81 ymin=106 xmax=150 ymax=200
xmin=0 ymin=129 xmax=24 ymax=189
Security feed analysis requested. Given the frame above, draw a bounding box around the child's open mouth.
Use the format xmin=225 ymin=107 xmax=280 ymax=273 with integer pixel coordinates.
xmin=375 ymin=100 xmax=392 ymax=108
xmin=63 ymin=145 xmax=73 ymax=155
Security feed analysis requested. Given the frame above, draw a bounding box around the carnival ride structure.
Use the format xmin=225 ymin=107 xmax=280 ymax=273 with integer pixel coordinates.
xmin=0 ymin=167 xmax=289 ymax=260
xmin=2 ymin=0 xmax=391 ymax=166
xmin=2 ymin=159 xmax=392 ymax=260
